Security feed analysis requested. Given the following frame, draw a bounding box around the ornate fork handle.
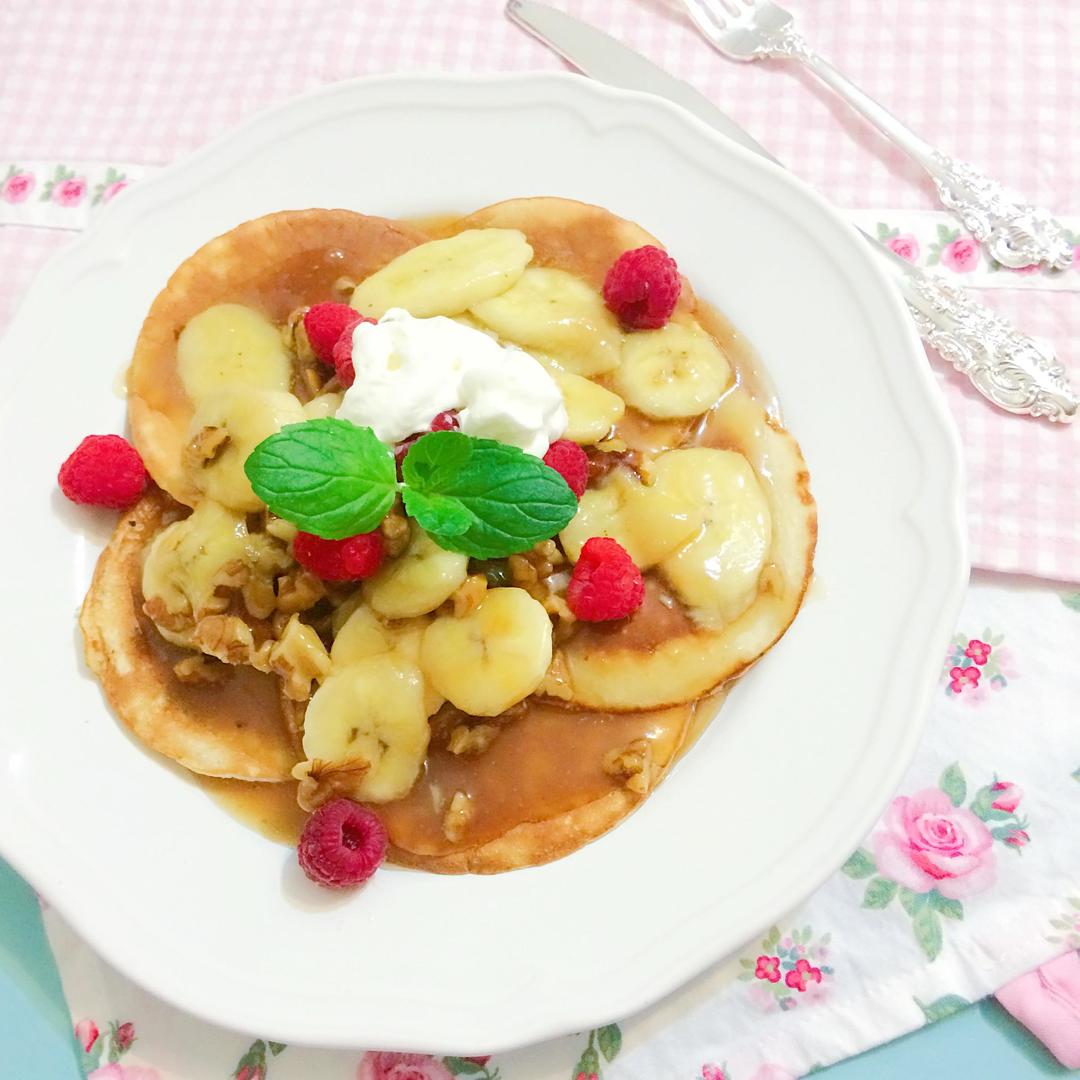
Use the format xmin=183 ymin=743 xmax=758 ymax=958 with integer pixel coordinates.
xmin=758 ymin=27 xmax=1074 ymax=271
xmin=886 ymin=257 xmax=1077 ymax=422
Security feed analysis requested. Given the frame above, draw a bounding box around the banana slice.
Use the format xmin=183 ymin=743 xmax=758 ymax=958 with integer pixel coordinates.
xmin=142 ymin=500 xmax=248 ymax=634
xmin=186 ymin=389 xmax=305 ymax=512
xmin=177 ymin=303 xmax=292 ymax=405
xmin=302 ymin=392 xmax=343 ymax=420
xmin=350 ymin=229 xmax=532 ymax=319
xmin=652 ymin=448 xmax=772 ymax=623
xmin=615 ymin=320 xmax=731 ymax=419
xmin=559 ymin=465 xmax=700 ymax=568
xmin=550 ymin=368 xmax=625 ymax=444
xmin=469 ymin=267 xmax=622 ymax=376
xmin=331 ymin=605 xmax=444 ymax=715
xmin=300 ymin=655 xmax=430 ymax=803
xmin=365 ymin=526 xmax=469 ymax=619
xmin=421 ymin=588 xmax=553 ymax=716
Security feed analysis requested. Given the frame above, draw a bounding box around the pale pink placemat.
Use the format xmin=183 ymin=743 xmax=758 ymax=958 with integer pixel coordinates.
xmin=2 ymin=0 xmax=1079 ymax=579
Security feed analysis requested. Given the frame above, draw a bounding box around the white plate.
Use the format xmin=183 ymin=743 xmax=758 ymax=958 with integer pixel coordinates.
xmin=0 ymin=73 xmax=966 ymax=1052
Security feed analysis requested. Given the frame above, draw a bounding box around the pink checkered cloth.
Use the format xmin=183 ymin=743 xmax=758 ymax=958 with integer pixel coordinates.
xmin=1 ymin=0 xmax=1078 ymax=584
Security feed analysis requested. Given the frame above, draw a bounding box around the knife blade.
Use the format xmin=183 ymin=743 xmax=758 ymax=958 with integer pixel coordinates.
xmin=505 ymin=0 xmax=1077 ymax=422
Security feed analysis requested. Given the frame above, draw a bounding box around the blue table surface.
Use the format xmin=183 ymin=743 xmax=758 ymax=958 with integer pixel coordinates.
xmin=1 ymin=857 xmax=1076 ymax=1080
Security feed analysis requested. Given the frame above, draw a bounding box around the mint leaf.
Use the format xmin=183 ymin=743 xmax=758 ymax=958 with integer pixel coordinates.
xmin=403 ymin=431 xmax=577 ymax=558
xmin=402 ymin=488 xmax=471 ymax=538
xmin=244 ymin=419 xmax=396 ymax=539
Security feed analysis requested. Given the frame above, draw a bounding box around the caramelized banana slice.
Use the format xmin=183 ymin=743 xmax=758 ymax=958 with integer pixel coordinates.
xmin=351 ymin=229 xmax=533 ymax=319
xmin=470 ymin=267 xmax=622 ymax=376
xmin=421 ymin=588 xmax=553 ymax=716
xmin=615 ymin=320 xmax=731 ymax=419
xmin=300 ymin=655 xmax=429 ymax=803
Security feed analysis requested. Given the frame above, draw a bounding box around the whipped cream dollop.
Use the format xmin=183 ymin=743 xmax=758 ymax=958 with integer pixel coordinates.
xmin=335 ymin=308 xmax=567 ymax=457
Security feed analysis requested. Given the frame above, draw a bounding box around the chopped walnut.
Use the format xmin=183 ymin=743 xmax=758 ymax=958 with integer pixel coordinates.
xmin=380 ymin=505 xmax=411 ymax=558
xmin=265 ymin=516 xmax=299 ymax=544
xmin=446 ymin=573 xmax=487 ymax=618
xmin=543 ymin=592 xmax=577 ymax=637
xmin=276 ymin=568 xmax=326 ymax=614
xmin=331 ymin=275 xmax=358 ymax=297
xmin=442 ymin=790 xmax=474 ymax=843
xmin=249 ymin=639 xmax=274 ymax=674
xmin=191 ymin=615 xmax=256 ymax=665
xmin=508 ymin=540 xmax=562 ymax=600
xmin=603 ymin=738 xmax=658 ymax=796
xmin=293 ymin=757 xmax=370 ymax=813
xmin=182 ymin=425 xmax=230 ymax=472
xmin=447 ymin=723 xmax=500 ymax=756
xmin=143 ymin=595 xmax=194 ymax=635
xmin=172 ymin=655 xmax=228 ymax=684
xmin=241 ymin=574 xmax=277 ymax=620
xmin=270 ymin=614 xmax=332 ymax=701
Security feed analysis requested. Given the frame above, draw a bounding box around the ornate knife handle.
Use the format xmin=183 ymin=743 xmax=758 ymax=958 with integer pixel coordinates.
xmin=894 ymin=265 xmax=1077 ymax=423
xmin=760 ymin=28 xmax=1074 ymax=271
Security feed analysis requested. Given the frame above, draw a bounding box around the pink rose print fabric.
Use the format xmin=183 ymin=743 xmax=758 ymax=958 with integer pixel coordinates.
xmin=357 ymin=1053 xmax=455 ymax=1080
xmin=1 ymin=167 xmax=35 ymax=203
xmin=873 ymin=788 xmax=996 ymax=900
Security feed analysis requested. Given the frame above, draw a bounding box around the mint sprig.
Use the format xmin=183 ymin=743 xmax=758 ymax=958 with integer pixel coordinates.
xmin=403 ymin=431 xmax=579 ymax=558
xmin=244 ymin=421 xmax=578 ymax=558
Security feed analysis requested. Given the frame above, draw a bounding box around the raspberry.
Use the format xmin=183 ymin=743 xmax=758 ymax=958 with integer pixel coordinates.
xmin=430 ymin=410 xmax=460 ymax=432
xmin=303 ymin=303 xmax=360 ymax=365
xmin=602 ymin=245 xmax=681 ymax=330
xmin=58 ymin=434 xmax=148 ymax=509
xmin=566 ymin=537 xmax=644 ymax=621
xmin=293 ymin=530 xmax=385 ymax=581
xmin=543 ymin=439 xmax=589 ymax=498
xmin=297 ymin=798 xmax=388 ymax=889
xmin=331 ymin=314 xmax=377 ymax=387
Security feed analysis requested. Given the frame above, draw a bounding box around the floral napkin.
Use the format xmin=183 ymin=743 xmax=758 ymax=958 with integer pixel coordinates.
xmin=41 ymin=571 xmax=1080 ymax=1079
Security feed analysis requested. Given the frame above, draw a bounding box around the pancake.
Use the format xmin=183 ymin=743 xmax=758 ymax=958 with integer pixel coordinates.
xmin=81 ymin=197 xmax=816 ymax=874
xmin=80 ymin=490 xmax=299 ymax=780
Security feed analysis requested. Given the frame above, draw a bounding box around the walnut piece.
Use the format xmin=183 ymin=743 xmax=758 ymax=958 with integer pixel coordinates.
xmin=293 ymin=758 xmax=371 ymax=813
xmin=191 ymin=615 xmax=256 ymax=665
xmin=276 ymin=568 xmax=327 ymax=614
xmin=442 ymin=790 xmax=473 ymax=843
xmin=447 ymin=573 xmax=487 ymax=618
xmin=508 ymin=540 xmax=563 ymax=600
xmin=447 ymin=723 xmax=500 ymax=756
xmin=143 ymin=595 xmax=194 ymax=635
xmin=182 ymin=425 xmax=229 ymax=473
xmin=172 ymin=655 xmax=228 ymax=684
xmin=603 ymin=738 xmax=658 ymax=796
xmin=270 ymin=614 xmax=332 ymax=701
xmin=380 ymin=505 xmax=411 ymax=558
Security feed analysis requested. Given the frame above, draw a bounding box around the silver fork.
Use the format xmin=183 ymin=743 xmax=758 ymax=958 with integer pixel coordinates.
xmin=681 ymin=0 xmax=1073 ymax=271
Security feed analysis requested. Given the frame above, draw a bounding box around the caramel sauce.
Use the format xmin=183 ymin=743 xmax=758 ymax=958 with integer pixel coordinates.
xmin=378 ymin=701 xmax=693 ymax=856
xmin=197 ymin=778 xmax=309 ymax=845
xmin=136 ymin=605 xmax=293 ymax=754
xmin=134 ymin=205 xmax=785 ymax=859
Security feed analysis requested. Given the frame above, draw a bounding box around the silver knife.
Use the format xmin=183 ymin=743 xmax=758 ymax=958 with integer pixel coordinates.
xmin=506 ymin=0 xmax=1077 ymax=423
